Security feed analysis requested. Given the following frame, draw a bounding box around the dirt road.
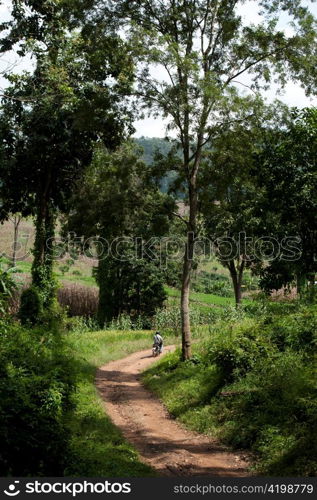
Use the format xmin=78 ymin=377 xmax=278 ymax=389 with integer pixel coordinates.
xmin=96 ymin=346 xmax=249 ymax=476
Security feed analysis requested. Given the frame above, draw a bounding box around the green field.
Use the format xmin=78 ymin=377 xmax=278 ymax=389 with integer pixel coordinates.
xmin=165 ymin=286 xmax=252 ymax=307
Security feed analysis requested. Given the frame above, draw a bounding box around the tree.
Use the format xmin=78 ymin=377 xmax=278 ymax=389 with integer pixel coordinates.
xmin=200 ymin=104 xmax=289 ymax=306
xmin=0 ymin=3 xmax=134 ymax=307
xmin=112 ymin=0 xmax=317 ymax=358
xmin=95 ymin=251 xmax=168 ymax=326
xmin=66 ymin=142 xmax=174 ymax=326
xmin=254 ymin=107 xmax=317 ymax=299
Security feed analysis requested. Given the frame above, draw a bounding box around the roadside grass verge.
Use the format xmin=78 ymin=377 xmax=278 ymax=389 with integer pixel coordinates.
xmin=65 ymin=329 xmax=178 ymax=476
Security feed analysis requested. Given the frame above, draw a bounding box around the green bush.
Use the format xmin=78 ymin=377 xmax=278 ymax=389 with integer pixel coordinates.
xmin=266 ymin=309 xmax=317 ymax=355
xmin=192 ymin=271 xmax=234 ymax=297
xmin=0 ymin=323 xmax=75 ymax=476
xmin=41 ymin=298 xmax=68 ymax=329
xmin=206 ymin=320 xmax=274 ymax=382
xmin=19 ymin=287 xmax=43 ymax=325
xmin=215 ymin=351 xmax=317 ymax=475
xmin=72 ymin=270 xmax=82 ymax=276
xmin=152 ymin=304 xmax=225 ymax=334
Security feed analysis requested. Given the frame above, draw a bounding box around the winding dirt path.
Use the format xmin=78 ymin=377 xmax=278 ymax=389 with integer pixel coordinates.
xmin=96 ymin=346 xmax=250 ymax=477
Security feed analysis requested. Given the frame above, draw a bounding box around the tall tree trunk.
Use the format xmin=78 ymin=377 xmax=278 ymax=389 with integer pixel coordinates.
xmin=307 ymin=273 xmax=316 ymax=303
xmin=32 ymin=199 xmax=47 ymax=283
xmin=32 ymin=197 xmax=56 ymax=306
xmin=231 ymin=273 xmax=241 ymax=306
xmin=181 ymin=235 xmax=193 ymax=361
xmin=296 ymin=273 xmax=307 ymax=295
xmin=230 ymin=266 xmax=241 ymax=306
xmin=97 ymin=256 xmax=115 ymax=327
xmin=180 ymin=180 xmax=198 ymax=361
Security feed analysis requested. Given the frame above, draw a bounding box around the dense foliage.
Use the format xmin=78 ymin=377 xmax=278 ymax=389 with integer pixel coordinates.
xmin=67 ymin=142 xmax=174 ymax=326
xmin=0 ymin=1 xmax=134 ymax=312
xmin=255 ymin=108 xmax=317 ymax=296
xmin=0 ymin=321 xmax=75 ymax=476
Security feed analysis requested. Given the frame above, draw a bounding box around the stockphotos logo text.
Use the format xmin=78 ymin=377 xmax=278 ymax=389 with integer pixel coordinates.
xmin=3 ymin=481 xmax=132 ymax=497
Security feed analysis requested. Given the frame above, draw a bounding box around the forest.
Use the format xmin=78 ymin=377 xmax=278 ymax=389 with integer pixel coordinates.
xmin=0 ymin=0 xmax=316 ymax=479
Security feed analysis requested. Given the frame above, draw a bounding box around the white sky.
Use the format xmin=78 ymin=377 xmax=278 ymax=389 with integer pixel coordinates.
xmin=1 ymin=0 xmax=317 ymax=138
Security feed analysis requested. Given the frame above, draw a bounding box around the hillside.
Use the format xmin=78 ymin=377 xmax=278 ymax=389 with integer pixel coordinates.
xmin=134 ymin=137 xmax=179 ymax=194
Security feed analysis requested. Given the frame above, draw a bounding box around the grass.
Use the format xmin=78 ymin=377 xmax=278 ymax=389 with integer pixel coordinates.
xmin=59 ymin=274 xmax=96 ymax=287
xmin=165 ymin=286 xmax=252 ymax=307
xmin=65 ymin=328 xmax=179 ymax=476
xmin=9 ymin=256 xmax=97 ymax=288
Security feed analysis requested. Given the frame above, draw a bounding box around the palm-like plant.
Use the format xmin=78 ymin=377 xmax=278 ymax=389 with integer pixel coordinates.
xmin=0 ymin=259 xmax=18 ymax=314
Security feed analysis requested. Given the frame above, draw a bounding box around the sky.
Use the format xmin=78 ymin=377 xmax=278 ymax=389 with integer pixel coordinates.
xmin=133 ymin=0 xmax=317 ymax=137
xmin=0 ymin=0 xmax=317 ymax=137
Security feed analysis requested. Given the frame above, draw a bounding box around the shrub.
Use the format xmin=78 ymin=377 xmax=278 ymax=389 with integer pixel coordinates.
xmin=206 ymin=320 xmax=274 ymax=382
xmin=106 ymin=313 xmax=133 ymax=331
xmin=40 ymin=298 xmax=68 ymax=329
xmin=0 ymin=323 xmax=76 ymax=476
xmin=151 ymin=304 xmax=224 ymax=334
xmin=192 ymin=271 xmax=234 ymax=297
xmin=145 ymin=306 xmax=317 ymax=476
xmin=19 ymin=287 xmax=43 ymax=325
xmin=64 ymin=316 xmax=99 ymax=333
xmin=264 ymin=308 xmax=317 ymax=355
xmin=216 ymin=351 xmax=317 ymax=475
xmin=72 ymin=270 xmax=82 ymax=276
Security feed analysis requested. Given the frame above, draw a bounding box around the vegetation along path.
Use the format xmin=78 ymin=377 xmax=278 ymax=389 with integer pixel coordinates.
xmin=96 ymin=346 xmax=249 ymax=477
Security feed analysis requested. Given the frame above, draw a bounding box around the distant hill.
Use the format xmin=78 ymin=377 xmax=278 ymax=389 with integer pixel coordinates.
xmin=134 ymin=137 xmax=180 ymax=194
xmin=134 ymin=137 xmax=173 ymax=166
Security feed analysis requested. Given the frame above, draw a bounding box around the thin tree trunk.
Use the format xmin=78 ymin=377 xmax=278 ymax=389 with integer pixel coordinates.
xmin=234 ymin=278 xmax=242 ymax=306
xmin=32 ymin=199 xmax=47 ymax=280
xmin=296 ymin=273 xmax=307 ymax=295
xmin=180 ymin=177 xmax=198 ymax=360
xmin=230 ymin=268 xmax=241 ymax=306
xmin=308 ymin=273 xmax=316 ymax=303
xmin=31 ymin=196 xmax=56 ymax=305
xmin=181 ymin=233 xmax=194 ymax=361
xmin=12 ymin=215 xmax=21 ymax=267
xmin=229 ymin=259 xmax=245 ymax=307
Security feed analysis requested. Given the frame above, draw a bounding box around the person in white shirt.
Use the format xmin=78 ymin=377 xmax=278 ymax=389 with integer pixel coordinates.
xmin=153 ymin=331 xmax=163 ymax=354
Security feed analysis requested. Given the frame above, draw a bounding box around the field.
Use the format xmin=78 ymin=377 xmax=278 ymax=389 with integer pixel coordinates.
xmin=0 ymin=219 xmax=97 ymax=288
xmin=167 ymin=286 xmax=238 ymax=307
xmin=3 ymin=218 xmax=257 ymax=319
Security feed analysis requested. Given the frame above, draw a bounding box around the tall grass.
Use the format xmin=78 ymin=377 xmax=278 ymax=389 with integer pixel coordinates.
xmin=58 ymin=282 xmax=99 ymax=317
xmin=9 ymin=280 xmax=99 ymax=318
